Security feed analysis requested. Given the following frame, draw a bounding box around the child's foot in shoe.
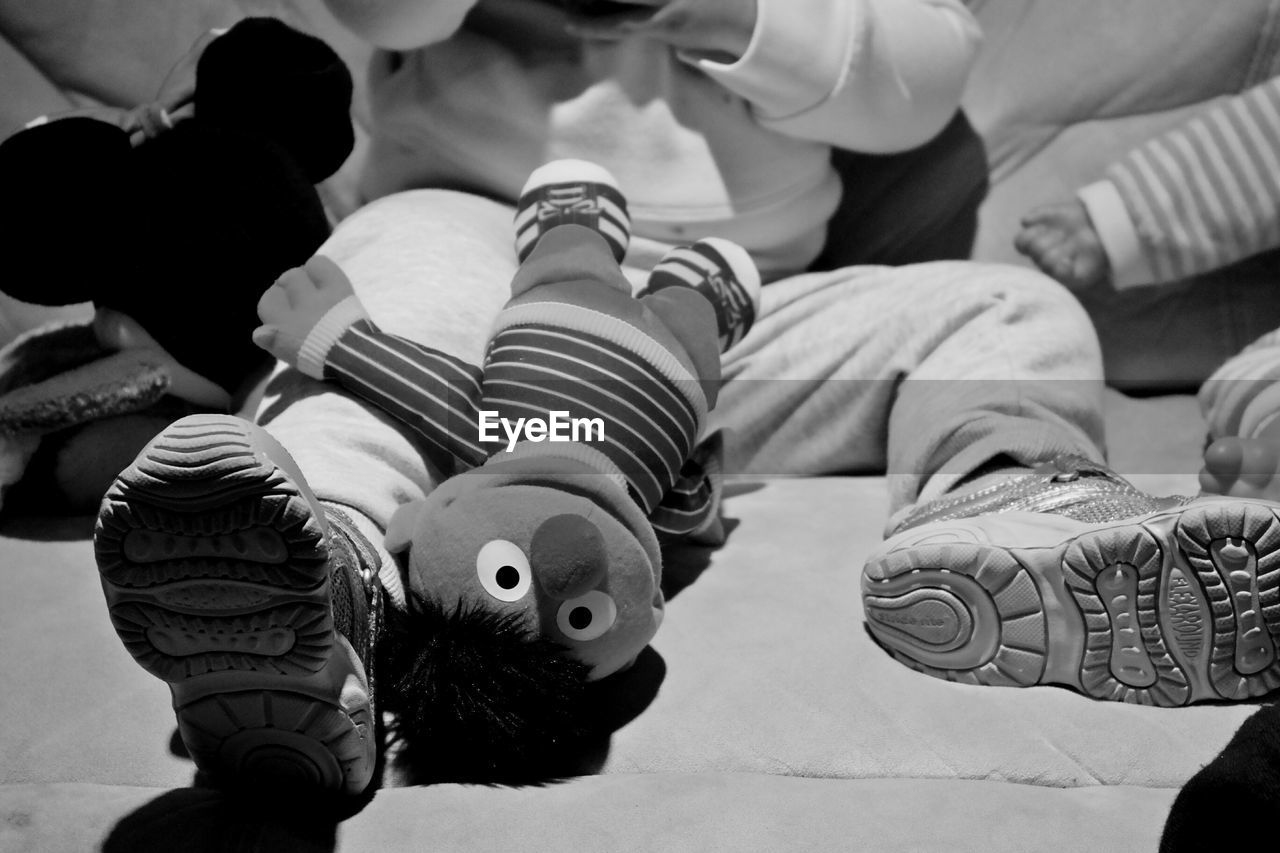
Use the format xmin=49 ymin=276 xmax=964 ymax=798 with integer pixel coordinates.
xmin=863 ymin=455 xmax=1280 ymax=706
xmin=94 ymin=413 xmax=384 ymax=796
xmin=1200 ymin=435 xmax=1280 ymax=502
xmin=642 ymin=238 xmax=761 ymax=352
xmin=514 ymin=159 xmax=631 ymax=264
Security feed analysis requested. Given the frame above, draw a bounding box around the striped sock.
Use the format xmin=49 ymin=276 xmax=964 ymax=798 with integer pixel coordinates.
xmin=514 ymin=159 xmax=631 ymax=264
xmin=642 ymin=238 xmax=761 ymax=352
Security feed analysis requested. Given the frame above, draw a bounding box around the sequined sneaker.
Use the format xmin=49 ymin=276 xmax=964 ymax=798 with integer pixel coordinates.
xmin=94 ymin=413 xmax=382 ymax=795
xmin=514 ymin=159 xmax=631 ymax=264
xmin=641 ymin=239 xmax=762 ymax=352
xmin=861 ymin=455 xmax=1280 ymax=706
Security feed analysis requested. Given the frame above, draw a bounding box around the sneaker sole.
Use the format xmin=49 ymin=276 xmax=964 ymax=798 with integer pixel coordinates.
xmin=861 ymin=499 xmax=1280 ymax=706
xmin=94 ymin=414 xmax=374 ymax=793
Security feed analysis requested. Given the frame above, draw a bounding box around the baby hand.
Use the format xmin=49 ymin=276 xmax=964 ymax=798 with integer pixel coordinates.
xmin=1014 ymin=199 xmax=1110 ymax=291
xmin=254 ymin=255 xmax=357 ymax=367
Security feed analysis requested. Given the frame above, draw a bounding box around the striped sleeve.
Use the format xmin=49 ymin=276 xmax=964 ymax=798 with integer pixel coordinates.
xmin=1105 ymin=77 xmax=1280 ymax=285
xmin=323 ymin=319 xmax=490 ymax=469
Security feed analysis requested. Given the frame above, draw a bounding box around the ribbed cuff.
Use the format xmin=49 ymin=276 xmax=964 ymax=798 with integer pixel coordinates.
xmin=1077 ymin=180 xmax=1158 ymax=291
xmin=297 ymin=296 xmax=370 ymax=380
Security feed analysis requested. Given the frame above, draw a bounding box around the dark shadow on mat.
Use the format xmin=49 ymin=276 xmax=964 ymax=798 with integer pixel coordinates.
xmin=108 ymin=717 xmax=389 ymax=852
xmin=560 ymin=645 xmax=668 ymax=777
xmin=661 ymin=516 xmax=740 ymax=600
xmin=0 ymin=512 xmax=94 ymax=542
xmin=100 ymin=787 xmax=343 ymax=853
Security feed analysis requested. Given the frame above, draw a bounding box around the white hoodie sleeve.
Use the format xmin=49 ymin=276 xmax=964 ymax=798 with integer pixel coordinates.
xmin=689 ymin=0 xmax=982 ymax=153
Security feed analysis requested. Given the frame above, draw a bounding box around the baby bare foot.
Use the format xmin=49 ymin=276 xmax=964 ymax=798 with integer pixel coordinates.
xmin=1199 ymin=436 xmax=1280 ymax=501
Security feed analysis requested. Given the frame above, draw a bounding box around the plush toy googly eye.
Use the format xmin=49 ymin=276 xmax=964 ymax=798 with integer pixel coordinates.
xmin=556 ymin=590 xmax=617 ymax=641
xmin=476 ymin=539 xmax=532 ymax=602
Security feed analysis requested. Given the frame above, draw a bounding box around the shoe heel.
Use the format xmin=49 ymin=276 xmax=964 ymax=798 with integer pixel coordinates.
xmin=94 ymin=413 xmax=333 ymax=684
xmin=862 ymin=542 xmax=1049 ymax=688
xmin=174 ymin=634 xmax=375 ymax=795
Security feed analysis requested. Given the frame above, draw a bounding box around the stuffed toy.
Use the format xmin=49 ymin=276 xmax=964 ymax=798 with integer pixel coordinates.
xmin=254 ymin=159 xmax=761 ymax=778
xmin=0 ymin=17 xmax=354 ymax=514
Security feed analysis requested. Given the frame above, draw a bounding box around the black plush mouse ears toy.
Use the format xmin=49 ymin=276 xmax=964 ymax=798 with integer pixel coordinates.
xmin=0 ymin=16 xmax=354 ymax=395
xmin=196 ymin=16 xmax=355 ymax=184
xmin=0 ymin=17 xmax=355 ymax=513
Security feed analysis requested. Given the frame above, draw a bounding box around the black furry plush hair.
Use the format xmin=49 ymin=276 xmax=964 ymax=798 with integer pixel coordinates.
xmin=381 ymin=594 xmax=595 ymax=785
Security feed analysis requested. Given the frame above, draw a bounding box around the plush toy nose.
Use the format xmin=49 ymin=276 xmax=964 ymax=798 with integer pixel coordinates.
xmin=530 ymin=513 xmax=607 ymax=600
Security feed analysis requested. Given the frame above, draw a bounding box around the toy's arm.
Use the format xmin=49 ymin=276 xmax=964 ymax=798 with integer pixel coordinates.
xmin=327 ymin=319 xmax=490 ymax=469
xmin=256 ymin=257 xmax=490 ymax=469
